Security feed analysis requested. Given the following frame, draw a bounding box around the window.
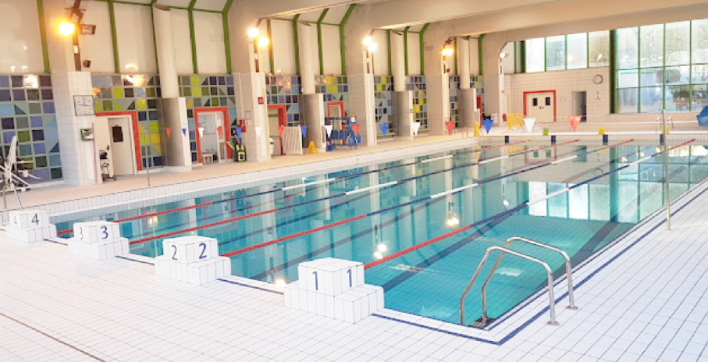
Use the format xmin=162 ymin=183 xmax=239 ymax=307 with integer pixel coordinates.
xmin=112 ymin=126 xmax=124 ymax=143
xmin=567 ymin=33 xmax=588 ymax=69
xmin=615 ymin=18 xmax=708 ymax=113
xmin=545 ymin=35 xmax=566 ymax=70
xmin=525 ymin=38 xmax=545 ymax=73
xmin=545 ymin=97 xmax=551 ymax=106
xmin=589 ymin=31 xmax=610 ymax=67
xmin=533 ymin=98 xmax=538 ymax=106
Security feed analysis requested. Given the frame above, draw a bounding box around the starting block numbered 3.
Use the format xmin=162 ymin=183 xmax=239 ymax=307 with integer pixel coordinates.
xmin=5 ymin=210 xmax=57 ymax=243
xmin=68 ymin=221 xmax=129 ymax=260
xmin=284 ymin=258 xmax=384 ymax=324
xmin=154 ymin=236 xmax=231 ymax=285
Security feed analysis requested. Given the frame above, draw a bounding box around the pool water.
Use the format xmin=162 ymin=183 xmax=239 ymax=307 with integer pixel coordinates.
xmin=55 ymin=140 xmax=708 ymax=325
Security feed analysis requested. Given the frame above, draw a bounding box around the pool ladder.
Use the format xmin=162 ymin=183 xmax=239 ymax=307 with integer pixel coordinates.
xmin=459 ymin=237 xmax=577 ymax=327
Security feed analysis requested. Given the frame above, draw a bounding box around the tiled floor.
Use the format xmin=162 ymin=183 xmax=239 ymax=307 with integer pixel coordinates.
xmin=2 ymin=176 xmax=708 ymax=360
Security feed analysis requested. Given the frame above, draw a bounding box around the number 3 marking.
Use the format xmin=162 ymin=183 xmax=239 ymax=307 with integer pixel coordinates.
xmin=101 ymin=226 xmax=108 ymax=239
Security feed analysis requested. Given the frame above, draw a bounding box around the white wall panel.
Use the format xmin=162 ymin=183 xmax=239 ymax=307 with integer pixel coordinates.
xmin=79 ymin=2 xmax=114 ymax=73
xmin=372 ymin=31 xmax=388 ymax=76
xmin=257 ymin=21 xmax=271 ymax=74
xmin=407 ymin=33 xmax=420 ymax=75
xmin=309 ymin=23 xmax=320 ymax=75
xmin=0 ymin=0 xmax=44 ymax=73
xmin=194 ymin=12 xmax=226 ymax=74
xmin=321 ymin=25 xmax=341 ymax=75
xmin=469 ymin=38 xmax=479 ymax=75
xmin=171 ymin=9 xmax=193 ymax=75
xmin=115 ymin=4 xmax=157 ymax=73
xmin=271 ymin=20 xmax=296 ymax=75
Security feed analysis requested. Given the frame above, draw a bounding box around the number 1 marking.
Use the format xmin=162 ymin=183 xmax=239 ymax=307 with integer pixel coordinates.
xmin=347 ymin=269 xmax=352 ymax=287
xmin=313 ymin=271 xmax=318 ymax=290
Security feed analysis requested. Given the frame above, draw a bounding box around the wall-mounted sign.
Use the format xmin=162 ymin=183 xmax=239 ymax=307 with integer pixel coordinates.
xmin=80 ymin=128 xmax=94 ymax=141
xmin=73 ymin=95 xmax=94 ymax=116
xmin=81 ymin=24 xmax=96 ymax=35
xmin=258 ymin=97 xmax=264 ymax=105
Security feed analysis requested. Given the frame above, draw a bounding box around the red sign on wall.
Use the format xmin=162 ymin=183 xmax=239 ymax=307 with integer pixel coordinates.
xmin=258 ymin=97 xmax=264 ymax=105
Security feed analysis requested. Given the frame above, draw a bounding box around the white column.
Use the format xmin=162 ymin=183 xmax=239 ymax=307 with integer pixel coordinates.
xmin=234 ymin=72 xmax=270 ymax=162
xmin=152 ymin=5 xmax=179 ymax=98
xmin=391 ymin=32 xmax=406 ymax=92
xmin=426 ymin=74 xmax=450 ymax=135
xmin=457 ymin=39 xmax=470 ymax=90
xmin=298 ymin=23 xmax=316 ymax=95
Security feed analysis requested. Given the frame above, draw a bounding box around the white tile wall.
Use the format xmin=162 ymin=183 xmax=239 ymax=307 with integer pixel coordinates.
xmin=427 ymin=74 xmax=450 ymax=136
xmin=348 ymin=73 xmax=377 ymax=147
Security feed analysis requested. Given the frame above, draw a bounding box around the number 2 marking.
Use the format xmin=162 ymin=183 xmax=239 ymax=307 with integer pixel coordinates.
xmin=171 ymin=245 xmax=177 ymax=261
xmin=347 ymin=269 xmax=352 ymax=287
xmin=313 ymin=271 xmax=318 ymax=290
xmin=198 ymin=243 xmax=207 ymax=259
xmin=101 ymin=226 xmax=108 ymax=239
xmin=31 ymin=214 xmax=39 ymax=225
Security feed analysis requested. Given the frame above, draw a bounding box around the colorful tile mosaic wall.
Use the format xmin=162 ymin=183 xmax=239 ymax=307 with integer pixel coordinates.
xmin=0 ymin=75 xmax=61 ymax=183
xmin=92 ymin=74 xmax=163 ymax=169
xmin=449 ymin=75 xmax=484 ymax=126
xmin=406 ymin=76 xmax=427 ymax=130
xmin=316 ymin=75 xmax=349 ymax=118
xmin=178 ymin=75 xmax=237 ymax=163
xmin=374 ymin=76 xmax=394 ymax=138
xmin=265 ymin=75 xmax=301 ymax=126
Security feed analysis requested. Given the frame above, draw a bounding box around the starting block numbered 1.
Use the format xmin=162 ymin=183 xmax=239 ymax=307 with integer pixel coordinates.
xmin=284 ymin=258 xmax=384 ymax=323
xmin=68 ymin=221 xmax=129 ymax=260
xmin=154 ymin=236 xmax=231 ymax=285
xmin=5 ymin=210 xmax=57 ymax=243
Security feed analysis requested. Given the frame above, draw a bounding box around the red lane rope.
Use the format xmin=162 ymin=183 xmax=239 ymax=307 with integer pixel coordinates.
xmin=220 ymin=215 xmax=367 ymax=257
xmin=128 ymin=208 xmax=277 ymax=245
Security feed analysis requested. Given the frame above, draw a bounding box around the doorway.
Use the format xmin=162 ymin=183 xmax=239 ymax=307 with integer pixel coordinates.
xmin=267 ymin=105 xmax=286 ymax=156
xmin=573 ymin=91 xmax=587 ymax=122
xmin=524 ymin=91 xmax=556 ymax=122
xmin=94 ymin=115 xmax=137 ymax=176
xmin=196 ymin=112 xmax=226 ymax=164
xmin=327 ymin=102 xmax=344 ymax=118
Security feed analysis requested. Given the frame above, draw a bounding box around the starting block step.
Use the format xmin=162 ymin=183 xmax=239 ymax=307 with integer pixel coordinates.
xmin=285 ymin=258 xmax=384 ymax=324
xmin=5 ymin=210 xmax=57 ymax=243
xmin=68 ymin=221 xmax=129 ymax=260
xmin=154 ymin=236 xmax=231 ymax=285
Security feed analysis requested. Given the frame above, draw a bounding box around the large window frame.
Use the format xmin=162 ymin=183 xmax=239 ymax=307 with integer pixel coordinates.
xmin=522 ymin=31 xmax=610 ymax=73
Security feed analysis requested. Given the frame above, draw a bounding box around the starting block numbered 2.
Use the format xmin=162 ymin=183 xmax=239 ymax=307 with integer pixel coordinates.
xmin=68 ymin=221 xmax=129 ymax=260
xmin=5 ymin=210 xmax=57 ymax=243
xmin=154 ymin=236 xmax=231 ymax=285
xmin=284 ymin=258 xmax=384 ymax=323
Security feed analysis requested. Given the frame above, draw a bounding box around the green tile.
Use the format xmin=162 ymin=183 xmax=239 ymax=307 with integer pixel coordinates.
xmin=112 ymin=88 xmax=124 ymax=98
xmin=16 ymin=117 xmax=29 ymax=129
xmin=35 ymin=156 xmax=47 ymax=168
xmin=17 ymin=131 xmax=30 ymax=143
xmin=102 ymin=100 xmax=113 ymax=111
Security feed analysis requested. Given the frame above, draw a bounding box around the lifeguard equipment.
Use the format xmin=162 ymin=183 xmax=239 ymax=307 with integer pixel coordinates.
xmin=234 ymin=145 xmax=246 ymax=162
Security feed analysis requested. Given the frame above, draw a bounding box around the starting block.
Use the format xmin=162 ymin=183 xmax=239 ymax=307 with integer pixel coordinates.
xmin=5 ymin=210 xmax=57 ymax=243
xmin=154 ymin=236 xmax=231 ymax=285
xmin=284 ymin=258 xmax=384 ymax=323
xmin=68 ymin=221 xmax=129 ymax=260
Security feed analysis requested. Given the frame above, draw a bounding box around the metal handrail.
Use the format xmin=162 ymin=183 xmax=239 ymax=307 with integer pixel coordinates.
xmin=460 ymin=246 xmax=558 ymax=327
xmin=480 ymin=237 xmax=577 ymax=322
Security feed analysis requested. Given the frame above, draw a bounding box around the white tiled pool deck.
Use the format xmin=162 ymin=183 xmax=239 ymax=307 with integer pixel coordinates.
xmin=2 ymin=176 xmax=708 ymax=361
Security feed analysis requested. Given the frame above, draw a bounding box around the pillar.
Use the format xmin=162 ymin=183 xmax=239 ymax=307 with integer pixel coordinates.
xmin=299 ymin=22 xmax=325 ymax=151
xmin=422 ymin=24 xmax=452 ymax=136
xmin=391 ymin=32 xmax=413 ymax=140
xmin=457 ymin=38 xmax=477 ymax=128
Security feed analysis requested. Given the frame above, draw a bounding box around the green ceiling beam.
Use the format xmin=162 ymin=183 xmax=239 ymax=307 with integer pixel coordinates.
xmin=223 ymin=0 xmax=235 ymax=74
xmin=36 ymin=0 xmax=50 ymax=74
xmin=403 ymin=26 xmax=410 ymax=75
xmin=108 ymin=0 xmax=120 ymax=73
xmin=478 ymin=33 xmax=485 ymax=76
xmin=419 ymin=23 xmax=429 ymax=76
xmin=339 ymin=4 xmax=356 ymax=75
xmin=267 ymin=19 xmax=274 ymax=73
xmin=387 ymin=30 xmax=392 ymax=76
xmin=188 ymin=0 xmax=199 ymax=74
xmin=292 ymin=14 xmax=301 ymax=75
xmin=317 ymin=9 xmax=329 ymax=74
xmin=94 ymin=0 xmax=221 ymax=12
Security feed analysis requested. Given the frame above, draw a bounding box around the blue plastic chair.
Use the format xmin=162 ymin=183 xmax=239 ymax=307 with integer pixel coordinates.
xmin=698 ymin=106 xmax=708 ymax=126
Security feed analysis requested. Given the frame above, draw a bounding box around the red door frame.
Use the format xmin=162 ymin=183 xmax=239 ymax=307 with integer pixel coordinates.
xmin=476 ymin=94 xmax=483 ymax=122
xmin=267 ymin=104 xmax=286 ymax=155
xmin=95 ymin=111 xmax=143 ymax=171
xmin=523 ymin=90 xmax=557 ymax=122
xmin=193 ymin=107 xmax=232 ymax=162
xmin=326 ymin=101 xmax=345 ymax=118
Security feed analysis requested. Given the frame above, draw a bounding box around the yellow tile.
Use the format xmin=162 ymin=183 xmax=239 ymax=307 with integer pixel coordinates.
xmin=136 ymin=99 xmax=147 ymax=110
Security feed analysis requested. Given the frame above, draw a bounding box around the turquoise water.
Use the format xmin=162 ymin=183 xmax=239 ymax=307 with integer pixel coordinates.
xmin=54 ymin=140 xmax=708 ymax=325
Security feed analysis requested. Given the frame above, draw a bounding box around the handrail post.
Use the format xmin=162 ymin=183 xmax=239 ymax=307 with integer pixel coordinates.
xmin=663 ymin=110 xmax=671 ymax=230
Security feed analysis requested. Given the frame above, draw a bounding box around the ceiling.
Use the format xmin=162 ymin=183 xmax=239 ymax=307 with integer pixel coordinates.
xmin=81 ymin=0 xmax=231 ymax=12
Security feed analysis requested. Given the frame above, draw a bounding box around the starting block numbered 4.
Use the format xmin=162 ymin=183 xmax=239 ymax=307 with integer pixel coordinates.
xmin=284 ymin=258 xmax=384 ymax=323
xmin=5 ymin=210 xmax=57 ymax=243
xmin=68 ymin=221 xmax=129 ymax=260
xmin=154 ymin=236 xmax=231 ymax=285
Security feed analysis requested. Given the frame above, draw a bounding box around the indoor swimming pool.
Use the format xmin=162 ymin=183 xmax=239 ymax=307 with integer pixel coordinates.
xmin=54 ymin=138 xmax=708 ymax=326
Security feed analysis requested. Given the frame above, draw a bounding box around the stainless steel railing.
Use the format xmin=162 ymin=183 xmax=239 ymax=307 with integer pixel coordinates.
xmin=459 ymin=238 xmax=578 ymax=327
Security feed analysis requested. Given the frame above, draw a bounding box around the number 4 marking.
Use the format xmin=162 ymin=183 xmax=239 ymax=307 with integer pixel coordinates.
xmin=31 ymin=214 xmax=39 ymax=225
